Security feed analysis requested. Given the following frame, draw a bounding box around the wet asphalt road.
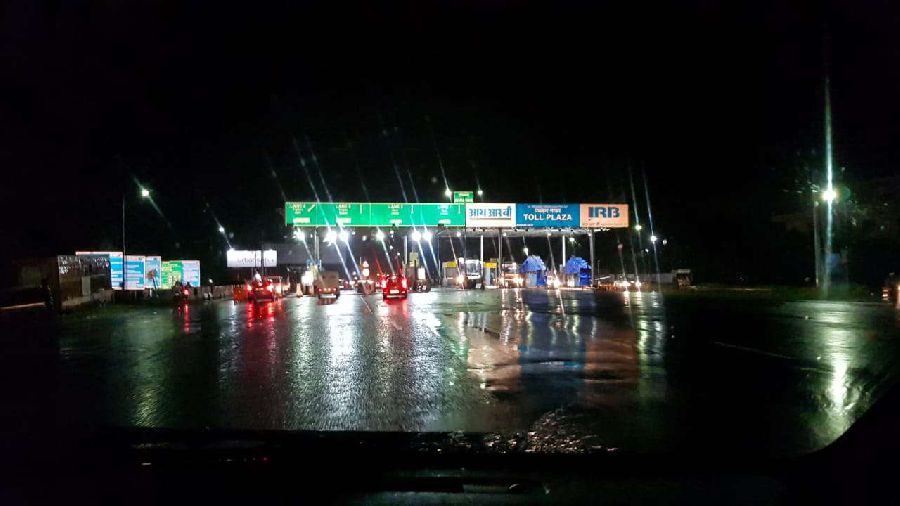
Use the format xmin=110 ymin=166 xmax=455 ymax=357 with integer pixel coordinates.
xmin=4 ymin=288 xmax=900 ymax=457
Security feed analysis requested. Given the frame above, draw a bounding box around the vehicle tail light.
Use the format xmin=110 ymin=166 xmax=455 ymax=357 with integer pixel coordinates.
xmin=266 ymin=285 xmax=272 ymax=292
xmin=182 ymin=289 xmax=189 ymax=296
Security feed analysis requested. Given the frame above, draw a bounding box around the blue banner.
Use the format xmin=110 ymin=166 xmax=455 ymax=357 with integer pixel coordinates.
xmin=516 ymin=204 xmax=580 ymax=228
xmin=109 ymin=252 xmax=124 ymax=290
xmin=124 ymin=255 xmax=146 ymax=290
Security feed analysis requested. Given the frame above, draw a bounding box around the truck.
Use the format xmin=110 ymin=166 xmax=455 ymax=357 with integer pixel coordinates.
xmin=313 ymin=271 xmax=341 ymax=300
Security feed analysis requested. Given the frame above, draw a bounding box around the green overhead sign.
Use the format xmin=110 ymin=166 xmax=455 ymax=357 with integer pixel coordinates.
xmin=286 ymin=202 xmax=466 ymax=227
xmin=452 ymin=191 xmax=474 ymax=203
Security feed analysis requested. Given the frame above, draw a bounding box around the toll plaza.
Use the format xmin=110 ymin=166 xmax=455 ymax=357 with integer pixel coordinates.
xmin=282 ymin=201 xmax=630 ymax=287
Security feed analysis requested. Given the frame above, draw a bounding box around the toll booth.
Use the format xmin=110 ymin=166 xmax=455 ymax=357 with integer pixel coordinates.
xmin=442 ymin=261 xmax=460 ymax=287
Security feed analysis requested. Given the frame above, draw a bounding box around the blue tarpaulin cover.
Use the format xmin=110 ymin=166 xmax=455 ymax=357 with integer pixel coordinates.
xmin=520 ymin=255 xmax=546 ymax=273
xmin=564 ymin=256 xmax=588 ymax=275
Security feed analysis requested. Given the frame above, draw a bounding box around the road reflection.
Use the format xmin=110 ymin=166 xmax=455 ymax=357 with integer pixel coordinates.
xmin=48 ymin=289 xmax=900 ymax=456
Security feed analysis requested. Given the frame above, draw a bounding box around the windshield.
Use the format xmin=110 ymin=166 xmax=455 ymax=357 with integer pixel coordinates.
xmin=3 ymin=1 xmax=900 ymax=461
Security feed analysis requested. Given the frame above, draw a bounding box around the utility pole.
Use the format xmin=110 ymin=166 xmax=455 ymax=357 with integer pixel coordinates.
xmin=122 ymin=193 xmax=126 ymax=293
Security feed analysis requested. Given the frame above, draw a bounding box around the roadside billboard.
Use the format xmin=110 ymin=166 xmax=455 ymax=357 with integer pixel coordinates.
xmin=161 ymin=260 xmax=183 ymax=289
xmin=285 ymin=202 xmax=465 ymax=227
xmin=579 ymin=203 xmax=629 ymax=228
xmin=516 ymin=204 xmax=580 ymax=228
xmin=465 ymin=203 xmax=516 ymax=228
xmin=124 ymin=255 xmax=145 ymax=290
xmin=226 ymin=249 xmax=277 ymax=268
xmin=144 ymin=256 xmax=161 ymax=290
xmin=182 ymin=260 xmax=201 ymax=287
xmin=160 ymin=260 xmax=201 ymax=288
xmin=76 ymin=251 xmax=123 ymax=289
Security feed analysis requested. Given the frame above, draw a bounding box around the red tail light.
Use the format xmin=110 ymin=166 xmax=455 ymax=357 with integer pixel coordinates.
xmin=182 ymin=289 xmax=189 ymax=296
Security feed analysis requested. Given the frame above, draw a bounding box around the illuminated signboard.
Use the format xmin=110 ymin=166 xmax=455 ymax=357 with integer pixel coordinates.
xmin=181 ymin=260 xmax=201 ymax=287
xmin=579 ymin=203 xmax=629 ymax=228
xmin=285 ymin=202 xmax=465 ymax=227
xmin=144 ymin=256 xmax=161 ymax=290
xmin=226 ymin=249 xmax=277 ymax=268
xmin=465 ymin=203 xmax=516 ymax=228
xmin=76 ymin=251 xmax=123 ymax=289
xmin=160 ymin=260 xmax=201 ymax=288
xmin=516 ymin=204 xmax=579 ymax=228
xmin=161 ymin=261 xmax=183 ymax=289
xmin=124 ymin=255 xmax=145 ymax=290
xmin=285 ymin=202 xmax=628 ymax=228
xmin=452 ymin=191 xmax=474 ymax=203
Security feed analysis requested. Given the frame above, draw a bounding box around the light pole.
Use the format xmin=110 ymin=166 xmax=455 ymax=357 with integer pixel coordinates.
xmin=123 ymin=187 xmax=151 ymax=292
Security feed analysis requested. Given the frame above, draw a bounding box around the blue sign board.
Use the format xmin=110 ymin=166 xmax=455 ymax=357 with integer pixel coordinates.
xmin=125 ymin=255 xmax=146 ymax=290
xmin=109 ymin=252 xmax=124 ymax=289
xmin=516 ymin=204 xmax=580 ymax=228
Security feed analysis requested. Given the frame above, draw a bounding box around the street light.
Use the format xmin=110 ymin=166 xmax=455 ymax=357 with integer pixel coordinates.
xmin=650 ymin=235 xmax=658 ymax=243
xmin=293 ymin=229 xmax=306 ymax=241
xmin=523 ymin=247 xmax=529 ymax=255
xmin=634 ymin=224 xmax=643 ymax=231
xmin=444 ymin=188 xmax=452 ymax=198
xmin=411 ymin=230 xmax=422 ymax=242
xmin=375 ymin=229 xmax=385 ymax=241
xmin=422 ymin=229 xmax=433 ymax=242
xmin=455 ymin=231 xmax=462 ymax=238
xmin=822 ymin=187 xmax=838 ymax=203
xmin=324 ymin=230 xmax=337 ymax=243
xmin=338 ymin=230 xmax=350 ymax=243
xmin=218 ymin=225 xmax=226 ymax=234
xmin=121 ymin=185 xmax=153 ymax=292
xmin=477 ymin=189 xmax=484 ymax=197
xmin=568 ymin=237 xmax=575 ymax=243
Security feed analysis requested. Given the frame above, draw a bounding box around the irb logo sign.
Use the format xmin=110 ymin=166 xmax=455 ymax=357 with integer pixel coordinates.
xmin=580 ymin=204 xmax=629 ymax=228
xmin=587 ymin=206 xmax=621 ymax=219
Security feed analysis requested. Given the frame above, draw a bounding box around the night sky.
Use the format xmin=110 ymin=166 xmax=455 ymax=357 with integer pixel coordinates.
xmin=2 ymin=0 xmax=899 ymax=283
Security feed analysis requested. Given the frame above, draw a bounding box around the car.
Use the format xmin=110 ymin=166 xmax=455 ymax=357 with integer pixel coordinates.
xmin=382 ymin=274 xmax=408 ymax=300
xmin=246 ymin=279 xmax=276 ymax=303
